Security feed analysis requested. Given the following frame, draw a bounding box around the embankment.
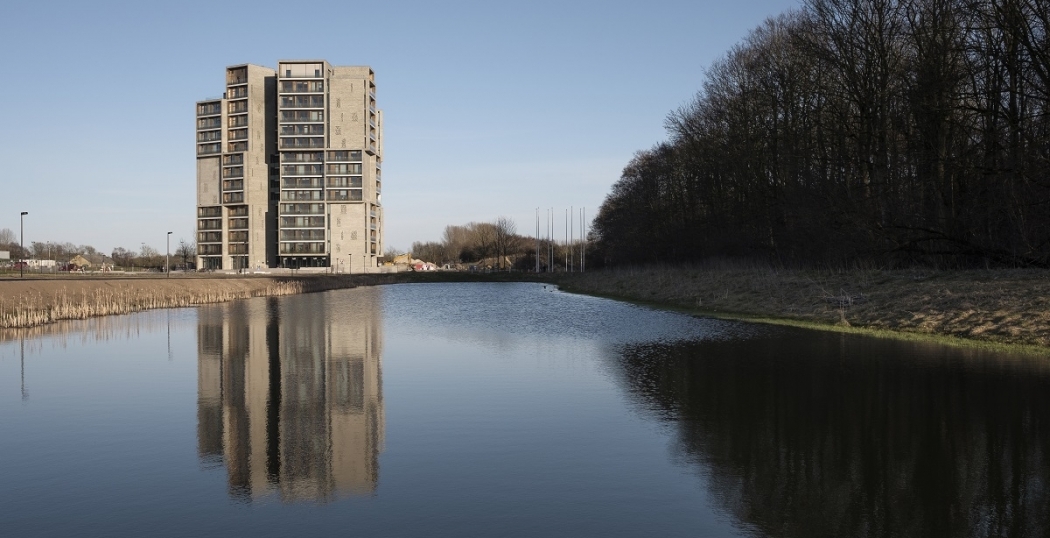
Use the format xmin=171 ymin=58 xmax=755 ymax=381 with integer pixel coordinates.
xmin=0 ymin=275 xmax=358 ymax=329
xmin=553 ymin=265 xmax=1050 ymax=349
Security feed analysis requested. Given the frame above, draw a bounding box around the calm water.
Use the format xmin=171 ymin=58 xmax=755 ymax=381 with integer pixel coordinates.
xmin=1 ymin=282 xmax=1048 ymax=537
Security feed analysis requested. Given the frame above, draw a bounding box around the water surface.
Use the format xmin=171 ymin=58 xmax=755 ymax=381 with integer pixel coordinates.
xmin=1 ymin=282 xmax=1048 ymax=537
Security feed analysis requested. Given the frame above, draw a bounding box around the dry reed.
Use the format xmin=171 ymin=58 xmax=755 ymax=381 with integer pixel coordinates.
xmin=0 ymin=277 xmax=353 ymax=330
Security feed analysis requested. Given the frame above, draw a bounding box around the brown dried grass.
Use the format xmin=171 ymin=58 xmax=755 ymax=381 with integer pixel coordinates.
xmin=554 ymin=264 xmax=1050 ymax=348
xmin=0 ymin=276 xmax=355 ymax=329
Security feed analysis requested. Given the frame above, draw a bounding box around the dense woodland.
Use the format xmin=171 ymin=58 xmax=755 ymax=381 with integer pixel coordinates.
xmin=591 ymin=0 xmax=1050 ymax=268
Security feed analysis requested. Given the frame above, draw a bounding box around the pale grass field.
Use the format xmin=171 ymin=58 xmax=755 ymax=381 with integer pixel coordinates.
xmin=555 ymin=264 xmax=1050 ymax=348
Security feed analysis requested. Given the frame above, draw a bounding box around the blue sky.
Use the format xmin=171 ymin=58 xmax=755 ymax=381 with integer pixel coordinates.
xmin=0 ymin=0 xmax=801 ymax=254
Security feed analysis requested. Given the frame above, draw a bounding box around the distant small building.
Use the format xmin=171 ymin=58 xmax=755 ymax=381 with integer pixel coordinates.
xmin=68 ymin=255 xmax=93 ymax=269
xmin=27 ymin=259 xmax=56 ymax=269
xmin=0 ymin=251 xmax=9 ymax=260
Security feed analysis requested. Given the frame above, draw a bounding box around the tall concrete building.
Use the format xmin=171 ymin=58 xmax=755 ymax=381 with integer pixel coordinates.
xmin=195 ymin=60 xmax=383 ymax=271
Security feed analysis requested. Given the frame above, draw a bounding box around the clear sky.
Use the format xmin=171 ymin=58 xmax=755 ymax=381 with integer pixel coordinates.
xmin=0 ymin=0 xmax=801 ymax=254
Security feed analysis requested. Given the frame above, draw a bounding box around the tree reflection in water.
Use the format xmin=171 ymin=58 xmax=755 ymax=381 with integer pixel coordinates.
xmin=615 ymin=332 xmax=1050 ymax=538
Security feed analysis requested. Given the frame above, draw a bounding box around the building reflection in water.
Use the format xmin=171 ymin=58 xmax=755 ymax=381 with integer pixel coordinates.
xmin=197 ymin=288 xmax=383 ymax=502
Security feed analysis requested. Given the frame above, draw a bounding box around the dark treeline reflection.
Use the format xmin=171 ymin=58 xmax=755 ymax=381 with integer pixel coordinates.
xmin=197 ymin=289 xmax=383 ymax=502
xmin=616 ymin=332 xmax=1050 ymax=537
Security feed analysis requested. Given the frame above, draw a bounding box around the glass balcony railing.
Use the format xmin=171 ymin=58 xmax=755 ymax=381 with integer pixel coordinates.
xmin=197 ymin=143 xmax=221 ymax=155
xmin=280 ymin=203 xmax=325 ymax=215
xmin=280 ymin=137 xmax=326 ymax=149
xmin=280 ymin=152 xmax=323 ymax=163
xmin=280 ymin=216 xmax=326 ymax=228
xmin=279 ymin=242 xmax=326 ymax=254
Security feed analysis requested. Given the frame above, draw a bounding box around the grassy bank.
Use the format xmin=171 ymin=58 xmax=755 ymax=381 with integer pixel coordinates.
xmin=551 ymin=264 xmax=1050 ymax=350
xmin=0 ymin=275 xmax=359 ymax=329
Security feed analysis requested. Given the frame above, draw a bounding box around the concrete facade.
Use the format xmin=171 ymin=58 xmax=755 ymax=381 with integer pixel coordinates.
xmin=196 ymin=60 xmax=383 ymax=271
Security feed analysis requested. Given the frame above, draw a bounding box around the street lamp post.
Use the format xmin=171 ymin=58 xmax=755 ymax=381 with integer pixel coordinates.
xmin=348 ymin=253 xmax=352 ymax=277
xmin=19 ymin=211 xmax=28 ymax=279
xmin=166 ymin=231 xmax=172 ymax=277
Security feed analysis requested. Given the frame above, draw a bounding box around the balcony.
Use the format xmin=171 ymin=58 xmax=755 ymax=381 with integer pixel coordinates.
xmin=227 ymin=68 xmax=247 ymax=85
xmin=228 ymin=244 xmax=248 ymax=254
xmin=280 ymin=203 xmax=325 ymax=215
xmin=222 ymin=166 xmax=243 ymax=179
xmin=280 ymin=152 xmax=323 ymax=163
xmin=228 ymin=129 xmax=248 ymax=141
xmin=228 ymin=101 xmax=248 ymax=114
xmin=223 ymin=179 xmax=244 ymax=191
xmin=228 ymin=231 xmax=249 ymax=242
xmin=280 ymin=137 xmax=326 ymax=149
xmin=228 ymin=115 xmax=248 ymax=127
xmin=280 ymin=95 xmax=325 ymax=108
xmin=198 ymin=206 xmax=222 ymax=218
xmin=197 ymin=219 xmax=222 ymax=230
xmin=281 ymin=164 xmax=323 ymax=176
xmin=282 ymin=177 xmax=323 ymax=188
xmin=326 ymin=163 xmax=362 ymax=175
xmin=222 ymin=192 xmax=244 ymax=204
xmin=223 ymin=154 xmax=244 ymax=165
xmin=280 ymin=110 xmax=324 ymax=123
xmin=280 ymin=229 xmax=326 ymax=241
xmin=326 ymin=189 xmax=362 ymax=202
xmin=198 ymin=244 xmax=222 ymax=255
xmin=279 ymin=80 xmax=324 ymax=93
xmin=279 ymin=242 xmax=327 ymax=254
xmin=280 ymin=124 xmax=325 ymax=136
xmin=281 ymin=216 xmax=326 ymax=228
xmin=197 ymin=131 xmax=221 ymax=142
xmin=197 ymin=102 xmax=222 ymax=116
xmin=198 ymin=117 xmax=221 ymax=129
xmin=197 ymin=143 xmax=221 ymax=155
xmin=326 ymin=176 xmax=362 ymax=188
xmin=197 ymin=232 xmax=222 ymax=243
xmin=281 ymin=190 xmax=324 ymax=201
xmin=228 ymin=217 xmax=249 ymax=229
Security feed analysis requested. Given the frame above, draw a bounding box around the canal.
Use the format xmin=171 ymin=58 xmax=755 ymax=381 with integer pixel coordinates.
xmin=1 ymin=282 xmax=1047 ymax=537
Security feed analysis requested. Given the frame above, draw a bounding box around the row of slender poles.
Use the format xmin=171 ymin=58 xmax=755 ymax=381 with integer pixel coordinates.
xmin=535 ymin=207 xmax=586 ymax=273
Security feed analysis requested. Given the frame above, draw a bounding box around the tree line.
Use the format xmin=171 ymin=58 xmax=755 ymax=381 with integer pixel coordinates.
xmin=591 ymin=0 xmax=1050 ymax=268
xmin=407 ymin=218 xmax=585 ymax=271
xmin=0 ymin=228 xmax=196 ymax=270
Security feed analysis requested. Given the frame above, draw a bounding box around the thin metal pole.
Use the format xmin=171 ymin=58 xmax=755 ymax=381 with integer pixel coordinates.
xmin=535 ymin=208 xmax=540 ymax=273
xmin=571 ymin=205 xmax=579 ymax=273
xmin=166 ymin=231 xmax=172 ymax=277
xmin=19 ymin=211 xmax=27 ymax=278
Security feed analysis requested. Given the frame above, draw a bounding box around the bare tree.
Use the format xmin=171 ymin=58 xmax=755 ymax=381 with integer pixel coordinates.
xmin=493 ymin=217 xmax=518 ymax=270
xmin=176 ymin=239 xmax=196 ymax=269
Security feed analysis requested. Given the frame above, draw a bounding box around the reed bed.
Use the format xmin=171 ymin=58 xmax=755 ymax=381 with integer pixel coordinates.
xmin=0 ymin=276 xmax=354 ymax=330
xmin=553 ymin=264 xmax=1050 ymax=348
